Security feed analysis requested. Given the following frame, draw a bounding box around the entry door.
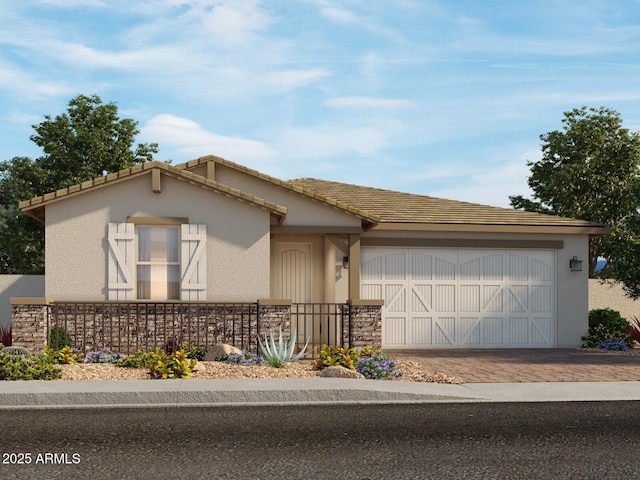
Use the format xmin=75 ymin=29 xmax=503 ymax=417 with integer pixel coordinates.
xmin=274 ymin=242 xmax=313 ymax=343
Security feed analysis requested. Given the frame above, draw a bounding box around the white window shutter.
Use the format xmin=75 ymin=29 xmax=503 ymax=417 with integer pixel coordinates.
xmin=107 ymin=223 xmax=135 ymax=300
xmin=181 ymin=224 xmax=207 ymax=301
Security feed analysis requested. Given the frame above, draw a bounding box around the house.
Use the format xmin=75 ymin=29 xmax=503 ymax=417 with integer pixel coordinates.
xmin=13 ymin=155 xmax=608 ymax=351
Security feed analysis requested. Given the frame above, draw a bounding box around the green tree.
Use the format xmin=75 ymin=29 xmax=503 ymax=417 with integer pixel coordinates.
xmin=0 ymin=94 xmax=158 ymax=274
xmin=509 ymin=106 xmax=640 ymax=293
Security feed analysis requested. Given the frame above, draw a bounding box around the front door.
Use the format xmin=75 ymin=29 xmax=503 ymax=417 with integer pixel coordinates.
xmin=274 ymin=242 xmax=313 ymax=344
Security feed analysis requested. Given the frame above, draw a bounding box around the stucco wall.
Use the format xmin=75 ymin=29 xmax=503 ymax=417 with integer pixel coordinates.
xmin=0 ymin=275 xmax=44 ymax=328
xmin=45 ymin=172 xmax=271 ymax=301
xmin=589 ymin=279 xmax=640 ymax=321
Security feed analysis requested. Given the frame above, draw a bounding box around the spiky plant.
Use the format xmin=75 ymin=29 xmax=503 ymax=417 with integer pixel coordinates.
xmin=0 ymin=346 xmax=32 ymax=357
xmin=258 ymin=327 xmax=309 ymax=368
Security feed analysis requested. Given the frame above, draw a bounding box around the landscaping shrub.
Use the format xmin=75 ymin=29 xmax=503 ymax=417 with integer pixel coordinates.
xmin=0 ymin=324 xmax=11 ymax=346
xmin=597 ymin=339 xmax=629 ymax=352
xmin=629 ymin=317 xmax=640 ymax=343
xmin=582 ymin=308 xmax=634 ymax=349
xmin=226 ymin=351 xmax=264 ymax=366
xmin=315 ymin=345 xmax=360 ymax=370
xmin=117 ymin=350 xmax=154 ymax=369
xmin=49 ymin=327 xmax=73 ymax=349
xmin=0 ymin=352 xmax=62 ymax=380
xmin=43 ymin=346 xmax=84 ymax=364
xmin=181 ymin=343 xmax=208 ymax=361
xmin=146 ymin=348 xmax=197 ymax=379
xmin=355 ymin=352 xmax=403 ymax=380
xmin=85 ymin=348 xmax=124 ymax=364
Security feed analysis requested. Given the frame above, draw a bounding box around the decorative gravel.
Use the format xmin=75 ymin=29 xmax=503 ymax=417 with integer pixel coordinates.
xmin=57 ymin=359 xmax=463 ymax=384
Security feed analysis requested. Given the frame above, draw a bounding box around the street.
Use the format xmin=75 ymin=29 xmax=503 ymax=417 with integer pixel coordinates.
xmin=1 ymin=402 xmax=640 ymax=479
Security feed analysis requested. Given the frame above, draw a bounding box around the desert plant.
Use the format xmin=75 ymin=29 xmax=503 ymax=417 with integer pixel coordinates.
xmin=629 ymin=317 xmax=640 ymax=343
xmin=0 ymin=346 xmax=32 ymax=357
xmin=0 ymin=353 xmax=62 ymax=380
xmin=315 ymin=344 xmax=360 ymax=370
xmin=0 ymin=324 xmax=11 ymax=346
xmin=85 ymin=348 xmax=124 ymax=364
xmin=355 ymin=352 xmax=403 ymax=380
xmin=226 ymin=351 xmax=265 ymax=366
xmin=597 ymin=339 xmax=629 ymax=352
xmin=117 ymin=350 xmax=154 ymax=369
xmin=180 ymin=342 xmax=208 ymax=361
xmin=146 ymin=348 xmax=197 ymax=379
xmin=582 ymin=308 xmax=634 ymax=348
xmin=49 ymin=327 xmax=73 ymax=349
xmin=258 ymin=327 xmax=309 ymax=368
xmin=43 ymin=346 xmax=84 ymax=364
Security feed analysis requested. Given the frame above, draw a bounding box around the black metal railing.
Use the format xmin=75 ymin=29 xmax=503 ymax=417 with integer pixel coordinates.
xmin=47 ymin=302 xmax=259 ymax=355
xmin=290 ymin=303 xmax=348 ymax=357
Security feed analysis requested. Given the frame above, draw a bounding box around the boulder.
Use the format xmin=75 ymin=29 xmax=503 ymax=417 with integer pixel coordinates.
xmin=318 ymin=366 xmax=365 ymax=379
xmin=204 ymin=343 xmax=243 ymax=361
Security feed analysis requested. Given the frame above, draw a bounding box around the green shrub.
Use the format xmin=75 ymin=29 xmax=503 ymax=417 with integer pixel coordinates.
xmin=582 ymin=308 xmax=634 ymax=348
xmin=180 ymin=343 xmax=208 ymax=362
xmin=146 ymin=348 xmax=197 ymax=379
xmin=49 ymin=327 xmax=73 ymax=349
xmin=43 ymin=346 xmax=84 ymax=364
xmin=315 ymin=344 xmax=360 ymax=370
xmin=117 ymin=350 xmax=154 ymax=369
xmin=0 ymin=353 xmax=62 ymax=380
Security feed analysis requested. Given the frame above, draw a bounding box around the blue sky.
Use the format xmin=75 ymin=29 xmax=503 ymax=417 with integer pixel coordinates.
xmin=1 ymin=0 xmax=640 ymax=208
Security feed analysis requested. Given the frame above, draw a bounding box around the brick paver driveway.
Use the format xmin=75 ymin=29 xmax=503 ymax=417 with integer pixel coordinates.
xmin=390 ymin=349 xmax=640 ymax=383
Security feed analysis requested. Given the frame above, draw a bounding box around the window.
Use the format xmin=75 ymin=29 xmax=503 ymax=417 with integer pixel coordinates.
xmin=136 ymin=226 xmax=180 ymax=300
xmin=108 ymin=222 xmax=207 ymax=301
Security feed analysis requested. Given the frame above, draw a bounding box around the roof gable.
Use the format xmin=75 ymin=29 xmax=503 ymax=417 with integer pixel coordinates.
xmin=19 ymin=161 xmax=287 ymax=223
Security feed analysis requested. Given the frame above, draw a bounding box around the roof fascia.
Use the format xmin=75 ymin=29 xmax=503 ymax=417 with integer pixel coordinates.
xmin=370 ymin=222 xmax=611 ymax=236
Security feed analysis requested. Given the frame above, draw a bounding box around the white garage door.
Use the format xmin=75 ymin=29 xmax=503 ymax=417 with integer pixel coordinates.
xmin=361 ymin=248 xmax=556 ymax=348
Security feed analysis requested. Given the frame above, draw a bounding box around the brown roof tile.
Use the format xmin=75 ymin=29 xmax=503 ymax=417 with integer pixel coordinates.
xmin=286 ymin=178 xmax=608 ymax=229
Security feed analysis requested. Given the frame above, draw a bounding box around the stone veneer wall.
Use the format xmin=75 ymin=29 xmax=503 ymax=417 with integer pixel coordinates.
xmin=344 ymin=301 xmax=383 ymax=350
xmin=10 ymin=299 xmax=382 ymax=354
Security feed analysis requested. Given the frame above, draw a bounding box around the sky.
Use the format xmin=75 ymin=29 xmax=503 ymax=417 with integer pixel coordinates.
xmin=1 ymin=1 xmax=640 ymax=208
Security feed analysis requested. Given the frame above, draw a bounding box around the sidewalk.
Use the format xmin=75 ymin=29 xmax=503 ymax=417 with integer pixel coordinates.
xmin=2 ymin=377 xmax=640 ymax=409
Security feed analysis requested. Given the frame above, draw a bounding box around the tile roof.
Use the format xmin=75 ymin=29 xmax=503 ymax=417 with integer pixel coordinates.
xmin=285 ymin=178 xmax=609 ymax=230
xmin=19 ymin=161 xmax=288 ymax=223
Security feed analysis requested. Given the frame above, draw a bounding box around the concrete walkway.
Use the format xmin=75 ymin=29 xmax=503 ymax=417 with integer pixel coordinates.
xmin=2 ymin=349 xmax=640 ymax=408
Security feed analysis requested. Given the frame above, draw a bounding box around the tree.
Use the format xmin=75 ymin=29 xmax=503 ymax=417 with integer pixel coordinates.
xmin=510 ymin=106 xmax=640 ymax=292
xmin=0 ymin=94 xmax=158 ymax=274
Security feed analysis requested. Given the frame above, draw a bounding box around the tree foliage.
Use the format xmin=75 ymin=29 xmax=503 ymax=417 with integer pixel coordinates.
xmin=0 ymin=94 xmax=158 ymax=274
xmin=510 ymin=106 xmax=640 ymax=296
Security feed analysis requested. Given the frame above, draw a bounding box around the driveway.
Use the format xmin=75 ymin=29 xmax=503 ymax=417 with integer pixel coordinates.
xmin=390 ymin=349 xmax=640 ymax=383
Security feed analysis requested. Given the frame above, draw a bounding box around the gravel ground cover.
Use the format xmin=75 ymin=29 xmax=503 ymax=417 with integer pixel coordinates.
xmin=58 ymin=359 xmax=463 ymax=384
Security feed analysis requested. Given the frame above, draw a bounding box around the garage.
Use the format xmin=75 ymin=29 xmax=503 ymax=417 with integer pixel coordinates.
xmin=360 ymin=248 xmax=556 ymax=349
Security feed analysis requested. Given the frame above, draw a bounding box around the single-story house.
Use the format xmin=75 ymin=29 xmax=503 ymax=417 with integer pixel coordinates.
xmin=13 ymin=155 xmax=608 ymax=351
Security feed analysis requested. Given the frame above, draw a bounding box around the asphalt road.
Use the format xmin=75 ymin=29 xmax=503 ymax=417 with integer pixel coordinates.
xmin=1 ymin=402 xmax=640 ymax=479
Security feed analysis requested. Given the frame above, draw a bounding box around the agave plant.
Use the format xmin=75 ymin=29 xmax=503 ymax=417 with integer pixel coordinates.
xmin=0 ymin=346 xmax=32 ymax=357
xmin=258 ymin=327 xmax=309 ymax=368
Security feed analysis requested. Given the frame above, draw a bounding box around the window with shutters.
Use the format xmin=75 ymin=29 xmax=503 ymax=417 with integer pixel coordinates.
xmin=136 ymin=226 xmax=180 ymax=300
xmin=108 ymin=222 xmax=206 ymax=301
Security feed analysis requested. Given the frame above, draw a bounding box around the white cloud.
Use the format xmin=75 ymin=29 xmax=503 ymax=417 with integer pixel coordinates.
xmin=0 ymin=62 xmax=72 ymax=99
xmin=324 ymin=96 xmax=416 ymax=109
xmin=264 ymin=68 xmax=332 ymax=91
xmin=140 ymin=114 xmax=278 ymax=163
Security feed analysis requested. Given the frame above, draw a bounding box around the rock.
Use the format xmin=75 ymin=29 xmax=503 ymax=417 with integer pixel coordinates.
xmin=193 ymin=361 xmax=205 ymax=373
xmin=318 ymin=366 xmax=365 ymax=379
xmin=205 ymin=344 xmax=242 ymax=361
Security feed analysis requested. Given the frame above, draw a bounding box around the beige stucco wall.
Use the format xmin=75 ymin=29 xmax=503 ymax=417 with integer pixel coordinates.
xmin=589 ymin=279 xmax=640 ymax=321
xmin=45 ymin=172 xmax=271 ymax=301
xmin=0 ymin=275 xmax=45 ymax=328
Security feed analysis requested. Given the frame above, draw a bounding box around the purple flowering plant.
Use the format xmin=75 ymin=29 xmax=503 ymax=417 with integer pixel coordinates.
xmin=226 ymin=351 xmax=265 ymax=366
xmin=355 ymin=353 xmax=403 ymax=380
xmin=597 ymin=339 xmax=629 ymax=352
xmin=85 ymin=348 xmax=125 ymax=364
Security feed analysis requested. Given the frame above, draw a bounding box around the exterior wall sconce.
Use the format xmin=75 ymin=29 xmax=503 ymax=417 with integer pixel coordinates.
xmin=343 ymin=256 xmax=349 ymax=269
xmin=569 ymin=256 xmax=583 ymax=272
